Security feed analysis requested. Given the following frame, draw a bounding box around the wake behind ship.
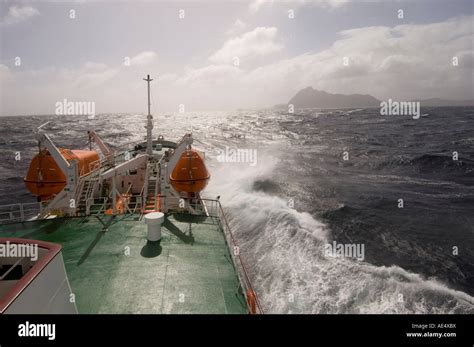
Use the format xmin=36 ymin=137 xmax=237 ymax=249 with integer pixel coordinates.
xmin=0 ymin=75 xmax=262 ymax=314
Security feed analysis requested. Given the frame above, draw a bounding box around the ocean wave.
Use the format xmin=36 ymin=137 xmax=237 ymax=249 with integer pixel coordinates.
xmin=207 ymin=157 xmax=474 ymax=314
xmin=409 ymin=154 xmax=474 ymax=169
xmin=373 ymin=154 xmax=474 ymax=176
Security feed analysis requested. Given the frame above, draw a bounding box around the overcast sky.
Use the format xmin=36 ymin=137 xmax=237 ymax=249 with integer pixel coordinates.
xmin=0 ymin=0 xmax=472 ymax=115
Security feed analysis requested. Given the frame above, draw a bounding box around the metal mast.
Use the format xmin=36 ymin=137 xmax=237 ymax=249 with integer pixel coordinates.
xmin=143 ymin=74 xmax=154 ymax=156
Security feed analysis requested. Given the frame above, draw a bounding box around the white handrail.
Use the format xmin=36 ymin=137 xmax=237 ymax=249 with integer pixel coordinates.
xmin=0 ymin=202 xmax=41 ymax=223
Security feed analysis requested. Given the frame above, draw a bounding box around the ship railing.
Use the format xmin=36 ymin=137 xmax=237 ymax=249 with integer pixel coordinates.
xmin=84 ymin=170 xmax=101 ymax=215
xmin=0 ymin=202 xmax=42 ymax=224
xmin=89 ymin=152 xmax=115 ymax=172
xmin=211 ymin=199 xmax=264 ymax=314
xmin=162 ymin=196 xmax=264 ymax=314
xmin=153 ymin=162 xmax=160 ymax=212
xmin=73 ymin=172 xmax=87 ymax=210
xmin=130 ymin=195 xmax=143 ymax=214
xmin=158 ymin=195 xmax=209 ymax=215
xmin=86 ymin=197 xmax=109 ymax=215
xmin=120 ymin=184 xmax=135 ymax=215
xmin=86 ymin=194 xmax=143 ymax=216
xmin=141 ymin=163 xmax=151 ymax=212
xmin=89 ymin=149 xmax=134 ymax=174
xmin=140 ymin=183 xmax=146 ymax=213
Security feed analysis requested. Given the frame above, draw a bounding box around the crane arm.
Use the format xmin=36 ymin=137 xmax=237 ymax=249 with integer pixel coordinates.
xmin=88 ymin=130 xmax=112 ymax=158
xmin=167 ymin=133 xmax=193 ymax=171
xmin=35 ymin=132 xmax=70 ymax=175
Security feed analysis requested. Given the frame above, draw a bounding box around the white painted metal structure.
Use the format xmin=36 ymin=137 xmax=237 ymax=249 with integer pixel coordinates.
xmin=88 ymin=130 xmax=113 ymax=163
xmin=158 ymin=133 xmax=194 ymax=213
xmin=144 ymin=212 xmax=165 ymax=241
xmin=0 ymin=238 xmax=77 ymax=314
xmin=143 ymin=74 xmax=154 ymax=156
xmin=15 ymin=75 xmax=206 ymax=220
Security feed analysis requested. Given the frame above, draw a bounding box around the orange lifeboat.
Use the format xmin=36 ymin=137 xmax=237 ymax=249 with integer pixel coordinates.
xmin=24 ymin=148 xmax=99 ymax=200
xmin=169 ymin=148 xmax=210 ymax=194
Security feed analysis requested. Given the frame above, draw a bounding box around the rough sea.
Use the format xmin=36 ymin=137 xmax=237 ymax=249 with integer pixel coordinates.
xmin=0 ymin=107 xmax=473 ymax=313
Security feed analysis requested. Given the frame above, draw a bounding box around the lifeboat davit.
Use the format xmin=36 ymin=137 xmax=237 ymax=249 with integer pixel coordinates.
xmin=170 ymin=148 xmax=210 ymax=194
xmin=24 ymin=148 xmax=99 ymax=200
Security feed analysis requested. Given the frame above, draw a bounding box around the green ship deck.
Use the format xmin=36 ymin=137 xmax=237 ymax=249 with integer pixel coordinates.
xmin=0 ymin=214 xmax=248 ymax=314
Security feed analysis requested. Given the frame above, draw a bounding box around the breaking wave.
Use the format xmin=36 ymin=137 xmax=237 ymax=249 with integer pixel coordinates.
xmin=208 ymin=155 xmax=474 ymax=314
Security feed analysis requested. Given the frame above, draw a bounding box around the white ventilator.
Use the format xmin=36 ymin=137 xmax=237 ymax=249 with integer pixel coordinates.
xmin=144 ymin=212 xmax=165 ymax=241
